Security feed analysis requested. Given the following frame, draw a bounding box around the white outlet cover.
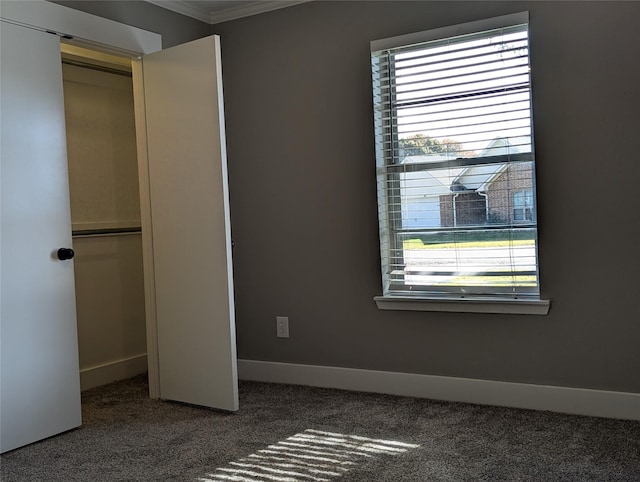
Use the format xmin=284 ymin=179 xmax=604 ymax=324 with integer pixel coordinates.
xmin=276 ymin=316 xmax=289 ymax=338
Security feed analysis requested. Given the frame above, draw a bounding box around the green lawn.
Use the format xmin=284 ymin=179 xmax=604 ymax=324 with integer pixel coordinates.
xmin=448 ymin=274 xmax=537 ymax=286
xmin=403 ymin=238 xmax=536 ymax=250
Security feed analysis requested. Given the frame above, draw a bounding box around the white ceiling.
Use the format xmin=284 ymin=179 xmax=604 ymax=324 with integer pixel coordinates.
xmin=145 ymin=0 xmax=309 ymax=24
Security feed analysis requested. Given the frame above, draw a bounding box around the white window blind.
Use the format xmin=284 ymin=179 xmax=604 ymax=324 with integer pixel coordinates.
xmin=371 ymin=12 xmax=541 ymax=300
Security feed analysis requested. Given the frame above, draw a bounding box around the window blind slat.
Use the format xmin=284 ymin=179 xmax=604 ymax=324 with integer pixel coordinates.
xmin=395 ymin=46 xmax=527 ymax=75
xmin=396 ymin=53 xmax=529 ymax=87
xmin=389 ymin=25 xmax=528 ymax=61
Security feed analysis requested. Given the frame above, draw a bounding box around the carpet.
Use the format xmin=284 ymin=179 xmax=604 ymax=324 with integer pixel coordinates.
xmin=1 ymin=375 xmax=638 ymax=481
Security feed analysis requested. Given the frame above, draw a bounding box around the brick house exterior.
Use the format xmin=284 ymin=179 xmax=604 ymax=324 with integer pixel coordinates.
xmin=440 ymin=191 xmax=487 ymax=226
xmin=399 ymin=138 xmax=535 ymax=229
xmin=485 ymin=162 xmax=534 ymax=224
xmin=439 ymin=162 xmax=534 ymax=227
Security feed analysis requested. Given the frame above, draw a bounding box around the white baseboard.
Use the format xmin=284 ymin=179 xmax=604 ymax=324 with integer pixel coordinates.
xmin=237 ymin=359 xmax=640 ymax=421
xmin=80 ymin=354 xmax=148 ymax=391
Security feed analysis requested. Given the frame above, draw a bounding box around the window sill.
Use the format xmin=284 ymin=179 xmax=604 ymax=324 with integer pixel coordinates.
xmin=374 ymin=295 xmax=550 ymax=315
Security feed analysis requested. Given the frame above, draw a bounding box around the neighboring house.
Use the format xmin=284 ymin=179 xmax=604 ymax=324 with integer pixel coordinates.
xmin=398 ymin=153 xmax=462 ymax=229
xmin=399 ymin=138 xmax=534 ymax=229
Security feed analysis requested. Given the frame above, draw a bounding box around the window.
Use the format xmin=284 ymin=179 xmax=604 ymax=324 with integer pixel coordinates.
xmin=371 ymin=12 xmax=547 ymax=311
xmin=513 ymin=190 xmax=534 ymax=222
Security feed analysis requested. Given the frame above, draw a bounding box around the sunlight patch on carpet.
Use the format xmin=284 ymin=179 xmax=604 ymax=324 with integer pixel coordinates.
xmin=198 ymin=429 xmax=420 ymax=481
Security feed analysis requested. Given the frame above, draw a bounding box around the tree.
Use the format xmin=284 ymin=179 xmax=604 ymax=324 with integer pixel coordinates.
xmin=398 ymin=134 xmax=465 ymax=157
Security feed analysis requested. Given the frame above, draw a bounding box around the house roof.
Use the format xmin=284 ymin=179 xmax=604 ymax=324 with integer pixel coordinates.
xmin=398 ymin=137 xmax=531 ymax=196
xmin=400 ymin=153 xmax=464 ymax=197
xmin=452 ymin=137 xmax=530 ymax=192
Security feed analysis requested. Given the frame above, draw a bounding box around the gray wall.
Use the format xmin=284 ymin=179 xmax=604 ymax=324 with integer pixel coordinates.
xmin=51 ymin=0 xmax=640 ymax=394
xmin=52 ymin=0 xmax=211 ymax=48
xmin=213 ymin=1 xmax=640 ymax=393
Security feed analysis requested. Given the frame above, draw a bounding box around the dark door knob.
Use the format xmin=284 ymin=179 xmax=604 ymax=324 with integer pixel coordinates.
xmin=57 ymin=248 xmax=75 ymax=260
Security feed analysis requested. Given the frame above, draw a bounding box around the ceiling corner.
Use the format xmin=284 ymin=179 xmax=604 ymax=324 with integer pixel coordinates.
xmin=144 ymin=0 xmax=214 ymax=24
xmin=145 ymin=1 xmax=311 ymax=25
xmin=209 ymin=1 xmax=310 ymax=24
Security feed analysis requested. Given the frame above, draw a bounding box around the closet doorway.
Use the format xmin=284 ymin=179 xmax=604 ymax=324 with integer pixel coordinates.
xmin=61 ymin=44 xmax=147 ymax=391
xmin=2 ymin=2 xmax=238 ymax=452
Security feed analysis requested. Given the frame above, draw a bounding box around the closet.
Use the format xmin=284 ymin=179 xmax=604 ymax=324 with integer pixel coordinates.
xmin=61 ymin=45 xmax=147 ymax=390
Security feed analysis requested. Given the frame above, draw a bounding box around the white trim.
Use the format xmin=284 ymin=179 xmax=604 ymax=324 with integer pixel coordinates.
xmin=144 ymin=0 xmax=213 ymax=23
xmin=371 ymin=11 xmax=529 ymax=52
xmin=131 ymin=58 xmax=161 ymax=400
xmin=80 ymin=354 xmax=148 ymax=391
xmin=0 ymin=1 xmax=161 ymax=55
xmin=374 ymin=296 xmax=550 ymax=315
xmin=144 ymin=0 xmax=310 ymax=24
xmin=208 ymin=1 xmax=310 ymax=24
xmin=238 ymin=360 xmax=640 ymax=421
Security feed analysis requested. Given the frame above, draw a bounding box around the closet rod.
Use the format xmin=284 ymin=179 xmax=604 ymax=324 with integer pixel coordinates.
xmin=72 ymin=227 xmax=141 ymax=238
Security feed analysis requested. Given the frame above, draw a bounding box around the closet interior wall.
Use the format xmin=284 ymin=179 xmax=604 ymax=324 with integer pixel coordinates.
xmin=62 ymin=52 xmax=147 ymax=390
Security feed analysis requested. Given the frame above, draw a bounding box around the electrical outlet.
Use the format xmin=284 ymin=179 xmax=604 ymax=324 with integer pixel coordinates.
xmin=276 ymin=316 xmax=289 ymax=338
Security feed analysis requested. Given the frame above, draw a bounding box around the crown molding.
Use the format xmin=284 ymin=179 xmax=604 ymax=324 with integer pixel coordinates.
xmin=145 ymin=1 xmax=310 ymax=25
xmin=212 ymin=1 xmax=309 ymax=24
xmin=145 ymin=0 xmax=212 ymax=23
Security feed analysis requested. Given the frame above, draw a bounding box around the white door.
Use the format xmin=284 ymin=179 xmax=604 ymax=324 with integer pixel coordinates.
xmin=0 ymin=21 xmax=82 ymax=453
xmin=140 ymin=36 xmax=239 ymax=411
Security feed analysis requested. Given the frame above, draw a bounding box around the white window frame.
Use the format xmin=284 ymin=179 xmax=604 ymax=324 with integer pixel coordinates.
xmin=370 ymin=12 xmax=549 ymax=315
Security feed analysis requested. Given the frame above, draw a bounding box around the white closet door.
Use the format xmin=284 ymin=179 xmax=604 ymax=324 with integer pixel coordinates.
xmin=141 ymin=35 xmax=238 ymax=411
xmin=0 ymin=21 xmax=81 ymax=453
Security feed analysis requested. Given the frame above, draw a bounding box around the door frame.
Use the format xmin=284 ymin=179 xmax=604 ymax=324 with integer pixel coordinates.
xmin=1 ymin=1 xmax=164 ymax=398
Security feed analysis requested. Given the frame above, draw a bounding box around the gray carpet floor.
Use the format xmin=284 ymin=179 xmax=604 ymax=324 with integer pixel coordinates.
xmin=1 ymin=375 xmax=639 ymax=481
